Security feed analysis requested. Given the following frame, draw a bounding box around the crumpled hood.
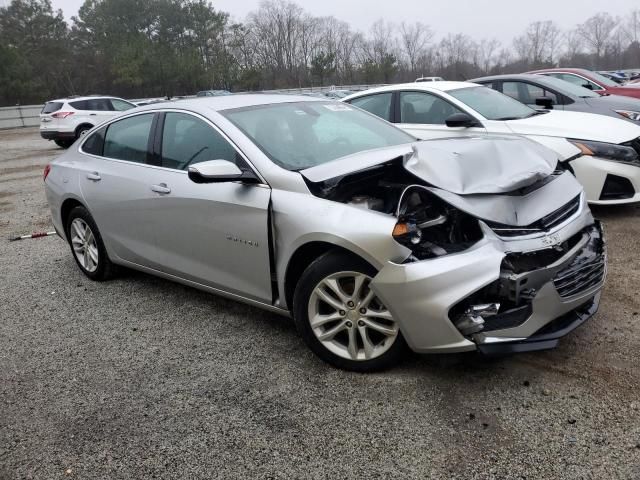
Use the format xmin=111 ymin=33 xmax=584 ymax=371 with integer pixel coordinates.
xmin=505 ymin=109 xmax=640 ymax=144
xmin=404 ymin=136 xmax=557 ymax=194
xmin=301 ymin=135 xmax=558 ymax=195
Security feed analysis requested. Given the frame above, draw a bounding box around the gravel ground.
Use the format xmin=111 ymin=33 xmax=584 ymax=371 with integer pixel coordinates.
xmin=1 ymin=128 xmax=639 ymax=479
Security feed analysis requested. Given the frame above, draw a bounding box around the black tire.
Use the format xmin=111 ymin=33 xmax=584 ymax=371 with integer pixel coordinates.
xmin=293 ymin=250 xmax=406 ymax=372
xmin=65 ymin=206 xmax=117 ymax=281
xmin=75 ymin=124 xmax=93 ymax=139
xmin=54 ymin=138 xmax=73 ymax=149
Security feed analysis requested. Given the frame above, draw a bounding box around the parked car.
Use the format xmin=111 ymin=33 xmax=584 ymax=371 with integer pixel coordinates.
xmin=342 ymin=82 xmax=640 ymax=204
xmin=416 ymin=76 xmax=444 ymax=82
xmin=324 ymin=89 xmax=354 ymax=99
xmin=196 ymin=90 xmax=231 ymax=97
xmin=528 ymin=68 xmax=640 ymax=100
xmin=40 ymin=96 xmax=136 ymax=148
xmin=44 ymin=95 xmax=605 ymax=371
xmin=598 ymin=71 xmax=626 ymax=85
xmin=471 ymin=73 xmax=640 ymax=124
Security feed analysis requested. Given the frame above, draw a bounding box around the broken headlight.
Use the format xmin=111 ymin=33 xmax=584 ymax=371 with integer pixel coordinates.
xmin=392 ymin=186 xmax=483 ymax=260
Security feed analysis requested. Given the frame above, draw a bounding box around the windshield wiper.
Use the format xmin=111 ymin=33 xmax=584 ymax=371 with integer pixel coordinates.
xmin=495 ymin=116 xmax=525 ymax=121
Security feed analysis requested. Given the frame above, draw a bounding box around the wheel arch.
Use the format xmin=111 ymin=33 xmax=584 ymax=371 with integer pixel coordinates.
xmin=283 ymin=241 xmax=376 ymax=311
xmin=60 ymin=197 xmax=86 ymax=240
xmin=74 ymin=123 xmax=94 ymax=137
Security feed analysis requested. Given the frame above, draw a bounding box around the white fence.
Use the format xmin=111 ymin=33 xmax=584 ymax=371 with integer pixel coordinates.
xmin=0 ymin=84 xmax=385 ymax=131
xmin=0 ymin=105 xmax=42 ymax=129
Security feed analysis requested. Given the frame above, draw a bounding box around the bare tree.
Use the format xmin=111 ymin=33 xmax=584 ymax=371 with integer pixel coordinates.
xmin=513 ymin=21 xmax=561 ymax=66
xmin=399 ymin=21 xmax=433 ymax=75
xmin=474 ymin=38 xmax=501 ymax=74
xmin=577 ymin=12 xmax=618 ymax=62
xmin=621 ymin=9 xmax=640 ymax=44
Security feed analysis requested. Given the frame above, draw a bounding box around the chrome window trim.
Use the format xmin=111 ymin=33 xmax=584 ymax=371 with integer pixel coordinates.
xmin=78 ymin=108 xmax=269 ymax=186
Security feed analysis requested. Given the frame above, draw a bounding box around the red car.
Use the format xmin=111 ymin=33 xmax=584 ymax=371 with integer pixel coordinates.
xmin=528 ymin=68 xmax=640 ymax=100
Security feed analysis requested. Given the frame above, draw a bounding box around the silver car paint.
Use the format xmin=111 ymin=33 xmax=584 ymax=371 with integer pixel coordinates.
xmin=44 ymin=95 xmax=605 ymax=354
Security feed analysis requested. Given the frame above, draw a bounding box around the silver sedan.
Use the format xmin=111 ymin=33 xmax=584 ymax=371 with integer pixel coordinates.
xmin=44 ymin=95 xmax=606 ymax=371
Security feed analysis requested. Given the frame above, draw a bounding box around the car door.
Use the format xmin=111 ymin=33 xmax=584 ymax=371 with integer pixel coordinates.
xmin=85 ymin=98 xmax=117 ymax=125
xmin=395 ymin=90 xmax=487 ymax=140
xmin=78 ymin=112 xmax=162 ymax=268
xmin=142 ymin=111 xmax=273 ymax=303
xmin=501 ymin=81 xmax=564 ymax=110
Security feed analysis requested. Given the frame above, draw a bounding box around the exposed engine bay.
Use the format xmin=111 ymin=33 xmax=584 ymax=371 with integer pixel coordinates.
xmin=305 ymin=159 xmax=484 ymax=260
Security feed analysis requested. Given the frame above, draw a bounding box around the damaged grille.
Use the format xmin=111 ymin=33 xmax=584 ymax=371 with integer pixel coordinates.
xmin=553 ymin=229 xmax=605 ymax=299
xmin=487 ymin=195 xmax=581 ymax=237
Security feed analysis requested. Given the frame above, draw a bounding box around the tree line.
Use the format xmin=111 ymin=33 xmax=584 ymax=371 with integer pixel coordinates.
xmin=1 ymin=0 xmax=640 ymax=106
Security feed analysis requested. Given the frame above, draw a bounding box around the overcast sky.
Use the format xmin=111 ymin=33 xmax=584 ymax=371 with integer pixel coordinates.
xmin=49 ymin=0 xmax=638 ymax=43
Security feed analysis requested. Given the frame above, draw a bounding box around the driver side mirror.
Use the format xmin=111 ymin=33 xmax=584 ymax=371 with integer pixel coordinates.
xmin=188 ymin=160 xmax=258 ymax=184
xmin=535 ymin=97 xmax=554 ymax=109
xmin=582 ymin=83 xmax=594 ymax=90
xmin=445 ymin=113 xmax=478 ymax=128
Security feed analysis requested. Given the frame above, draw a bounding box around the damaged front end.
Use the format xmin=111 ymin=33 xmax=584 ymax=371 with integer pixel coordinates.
xmin=301 ymin=137 xmax=607 ymax=354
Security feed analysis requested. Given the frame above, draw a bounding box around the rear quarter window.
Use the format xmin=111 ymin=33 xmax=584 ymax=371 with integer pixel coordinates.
xmin=69 ymin=100 xmax=88 ymax=110
xmin=42 ymin=102 xmax=63 ymax=114
xmin=82 ymin=126 xmax=106 ymax=156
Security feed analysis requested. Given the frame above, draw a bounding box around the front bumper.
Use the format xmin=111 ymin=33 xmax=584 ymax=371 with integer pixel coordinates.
xmin=570 ymin=155 xmax=640 ymax=204
xmin=371 ymin=218 xmax=606 ymax=354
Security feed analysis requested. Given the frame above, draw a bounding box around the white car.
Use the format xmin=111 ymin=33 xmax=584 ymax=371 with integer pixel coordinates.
xmin=416 ymin=76 xmax=444 ymax=82
xmin=40 ymin=96 xmax=136 ymax=148
xmin=343 ymin=82 xmax=640 ymax=204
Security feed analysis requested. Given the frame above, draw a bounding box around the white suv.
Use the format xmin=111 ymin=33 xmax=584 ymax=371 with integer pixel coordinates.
xmin=40 ymin=96 xmax=136 ymax=148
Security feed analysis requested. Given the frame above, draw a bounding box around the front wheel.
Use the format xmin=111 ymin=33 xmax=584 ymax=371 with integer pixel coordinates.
xmin=293 ymin=251 xmax=406 ymax=372
xmin=54 ymin=138 xmax=73 ymax=149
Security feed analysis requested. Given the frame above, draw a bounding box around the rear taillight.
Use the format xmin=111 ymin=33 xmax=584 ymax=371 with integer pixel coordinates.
xmin=43 ymin=164 xmax=51 ymax=181
xmin=51 ymin=112 xmax=74 ymax=119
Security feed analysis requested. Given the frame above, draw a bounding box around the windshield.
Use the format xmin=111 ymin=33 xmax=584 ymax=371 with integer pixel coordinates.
xmin=589 ymin=71 xmax=619 ymax=87
xmin=449 ymin=86 xmax=536 ymax=120
xmin=540 ymin=76 xmax=599 ymax=98
xmin=222 ymin=101 xmax=415 ymax=170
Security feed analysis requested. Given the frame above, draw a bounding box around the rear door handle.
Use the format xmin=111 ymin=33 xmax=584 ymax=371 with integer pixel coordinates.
xmin=86 ymin=172 xmax=101 ymax=181
xmin=89 ymin=113 xmax=97 ymax=116
xmin=151 ymin=183 xmax=171 ymax=194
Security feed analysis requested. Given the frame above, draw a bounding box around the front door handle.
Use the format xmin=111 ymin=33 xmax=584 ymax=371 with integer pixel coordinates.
xmin=86 ymin=172 xmax=101 ymax=181
xmin=89 ymin=113 xmax=97 ymax=116
xmin=151 ymin=183 xmax=171 ymax=194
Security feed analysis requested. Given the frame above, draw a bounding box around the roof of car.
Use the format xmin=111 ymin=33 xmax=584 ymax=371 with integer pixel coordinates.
xmin=47 ymin=95 xmax=125 ymax=103
xmin=344 ymin=81 xmax=478 ymax=98
xmin=471 ymin=73 xmax=548 ymax=83
xmin=527 ymin=68 xmax=591 ymax=75
xmin=133 ymin=93 xmax=328 ymax=113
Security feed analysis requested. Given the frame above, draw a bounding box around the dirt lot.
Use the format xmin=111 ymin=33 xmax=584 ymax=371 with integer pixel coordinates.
xmin=1 ymin=127 xmax=639 ymax=479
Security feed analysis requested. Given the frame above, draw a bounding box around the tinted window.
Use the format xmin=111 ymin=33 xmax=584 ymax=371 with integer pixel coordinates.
xmin=161 ymin=113 xmax=239 ymax=170
xmin=103 ymin=114 xmax=153 ymax=163
xmin=110 ymin=99 xmax=135 ymax=111
xmin=502 ymin=82 xmax=558 ymax=104
xmin=42 ymin=102 xmax=63 ymax=114
xmin=555 ymin=73 xmax=602 ymax=91
xmin=69 ymin=100 xmax=88 ymax=110
xmin=82 ymin=126 xmax=106 ymax=156
xmin=400 ymin=91 xmax=465 ymax=124
xmin=349 ymin=93 xmax=393 ymax=121
xmin=86 ymin=98 xmax=112 ymax=111
xmin=223 ymin=101 xmax=414 ymax=171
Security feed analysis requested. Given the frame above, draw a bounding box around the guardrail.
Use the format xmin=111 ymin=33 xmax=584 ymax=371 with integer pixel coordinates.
xmin=0 ymin=84 xmax=385 ymax=130
xmin=0 ymin=105 xmax=41 ymax=129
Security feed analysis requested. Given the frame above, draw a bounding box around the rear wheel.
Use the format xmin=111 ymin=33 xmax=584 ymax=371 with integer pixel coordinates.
xmin=65 ymin=206 xmax=116 ymax=281
xmin=54 ymin=138 xmax=73 ymax=149
xmin=293 ymin=251 xmax=405 ymax=371
xmin=75 ymin=124 xmax=92 ymax=139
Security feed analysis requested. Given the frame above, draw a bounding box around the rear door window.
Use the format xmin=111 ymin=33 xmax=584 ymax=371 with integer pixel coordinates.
xmin=42 ymin=102 xmax=63 ymax=114
xmin=86 ymin=98 xmax=113 ymax=111
xmin=69 ymin=100 xmax=88 ymax=110
xmin=348 ymin=93 xmax=393 ymax=121
xmin=103 ymin=114 xmax=154 ymax=163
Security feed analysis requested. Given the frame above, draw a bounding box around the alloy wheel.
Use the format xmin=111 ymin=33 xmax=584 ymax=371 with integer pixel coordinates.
xmin=70 ymin=218 xmax=99 ymax=273
xmin=308 ymin=271 xmax=398 ymax=361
